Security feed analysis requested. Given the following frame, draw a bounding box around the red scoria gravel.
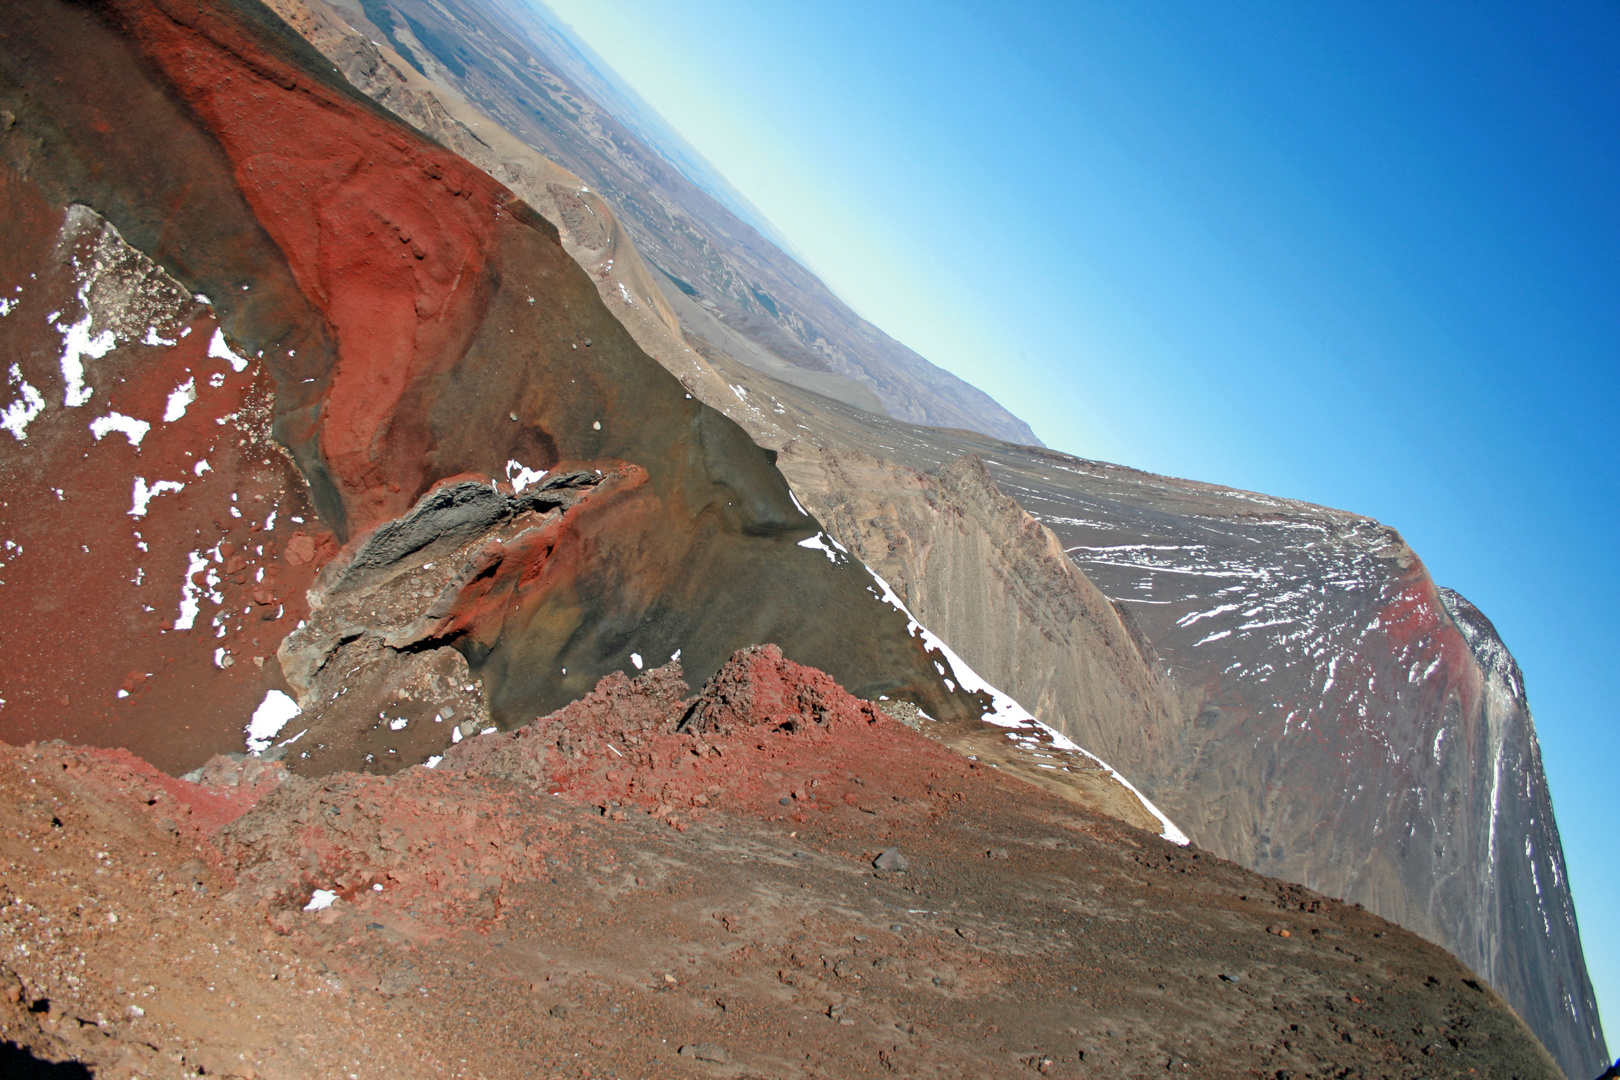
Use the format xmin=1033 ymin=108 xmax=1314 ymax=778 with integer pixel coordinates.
xmin=0 ymin=647 xmax=1564 ymax=1079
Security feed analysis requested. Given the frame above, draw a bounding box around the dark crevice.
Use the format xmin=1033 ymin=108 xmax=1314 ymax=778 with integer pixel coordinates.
xmin=0 ymin=1042 xmax=92 ymax=1079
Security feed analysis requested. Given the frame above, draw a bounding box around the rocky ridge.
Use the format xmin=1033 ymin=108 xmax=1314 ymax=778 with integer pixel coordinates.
xmin=205 ymin=1 xmax=1606 ymax=1070
xmin=0 ymin=0 xmax=998 ymax=780
xmin=0 ymin=648 xmax=1569 ymax=1078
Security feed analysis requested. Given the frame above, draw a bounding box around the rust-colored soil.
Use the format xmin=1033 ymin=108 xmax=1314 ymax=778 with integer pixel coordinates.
xmin=0 ymin=650 xmax=1561 ymax=1079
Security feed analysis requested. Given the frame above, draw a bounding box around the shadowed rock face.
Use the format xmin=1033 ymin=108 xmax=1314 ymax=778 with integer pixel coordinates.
xmin=1024 ymin=464 xmax=1607 ymax=1080
xmin=0 ymin=0 xmax=989 ymax=777
xmin=719 ymin=390 xmax=1607 ymax=1079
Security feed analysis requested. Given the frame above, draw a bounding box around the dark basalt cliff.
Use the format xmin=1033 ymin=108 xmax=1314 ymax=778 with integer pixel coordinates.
xmin=0 ymin=0 xmax=989 ymax=777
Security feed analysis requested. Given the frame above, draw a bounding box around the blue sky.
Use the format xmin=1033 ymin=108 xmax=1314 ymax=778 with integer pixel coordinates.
xmin=535 ymin=0 xmax=1618 ymax=1046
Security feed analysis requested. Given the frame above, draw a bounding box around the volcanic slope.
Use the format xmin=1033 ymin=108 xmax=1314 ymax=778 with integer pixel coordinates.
xmin=0 ymin=648 xmax=1568 ymax=1079
xmin=0 ymin=0 xmax=996 ymax=782
xmin=238 ymin=0 xmax=1196 ymax=846
xmin=174 ymin=4 xmax=1605 ymax=1070
xmin=298 ymin=0 xmax=1040 ymax=444
xmin=692 ymin=369 xmax=1608 ymax=1080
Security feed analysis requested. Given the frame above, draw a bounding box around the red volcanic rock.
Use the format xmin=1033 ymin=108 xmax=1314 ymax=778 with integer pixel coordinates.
xmin=444 ymin=645 xmax=942 ymax=828
xmin=678 ymin=643 xmax=886 ymax=738
xmin=102 ymin=0 xmax=514 ymax=535
xmin=0 ymin=0 xmax=989 ymax=778
xmin=0 ymin=654 xmax=1566 ymax=1078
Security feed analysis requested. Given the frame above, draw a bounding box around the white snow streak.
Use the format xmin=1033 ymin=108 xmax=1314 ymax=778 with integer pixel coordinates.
xmin=90 ymin=412 xmax=150 ymax=446
xmin=128 ymin=476 xmax=184 ymax=517
xmin=1 ymin=364 xmax=45 ymax=441
xmin=505 ymin=459 xmax=547 ymax=494
xmin=207 ymin=328 xmax=248 ymax=372
xmin=863 ymin=565 xmax=1189 ymax=845
xmin=246 ymin=690 xmax=300 ymax=754
xmin=162 ymin=378 xmax=196 ymax=422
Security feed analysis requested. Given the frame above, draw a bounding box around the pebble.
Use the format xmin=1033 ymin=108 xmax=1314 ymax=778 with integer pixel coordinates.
xmin=873 ymin=847 xmax=909 ymax=872
xmin=678 ymin=1043 xmax=731 ymax=1063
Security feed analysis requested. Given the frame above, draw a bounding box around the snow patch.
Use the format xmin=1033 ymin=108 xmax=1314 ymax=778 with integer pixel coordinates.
xmin=162 ymin=378 xmax=196 ymax=422
xmin=1 ymin=364 xmax=46 ymax=441
xmin=52 ymin=311 xmax=116 ymax=407
xmin=505 ymin=459 xmax=547 ymax=494
xmin=797 ymin=531 xmax=849 ymax=565
xmin=246 ymin=690 xmax=300 ymax=754
xmin=303 ymin=889 xmax=337 ymax=912
xmin=207 ymin=328 xmax=247 ymax=372
xmin=129 ymin=476 xmax=184 ymax=517
xmin=174 ymin=550 xmax=209 ymax=630
xmin=90 ymin=412 xmax=150 ymax=446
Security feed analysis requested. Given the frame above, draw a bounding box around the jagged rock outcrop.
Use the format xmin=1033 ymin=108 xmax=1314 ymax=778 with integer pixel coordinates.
xmin=0 ymin=0 xmax=991 ymax=777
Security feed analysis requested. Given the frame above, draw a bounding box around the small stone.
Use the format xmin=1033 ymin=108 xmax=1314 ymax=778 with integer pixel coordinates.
xmin=873 ymin=847 xmax=909 ymax=872
xmin=677 ymin=1043 xmax=731 ymax=1064
xmin=986 ymin=847 xmax=1010 ymax=860
xmin=548 ymin=1004 xmax=569 ymax=1018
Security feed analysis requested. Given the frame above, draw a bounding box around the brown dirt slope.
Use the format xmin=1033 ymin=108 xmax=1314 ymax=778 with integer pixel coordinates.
xmin=0 ymin=650 xmax=1564 ymax=1079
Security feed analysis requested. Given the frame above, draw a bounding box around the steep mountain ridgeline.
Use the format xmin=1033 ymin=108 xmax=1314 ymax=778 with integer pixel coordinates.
xmin=313 ymin=0 xmax=1041 ymax=445
xmin=234 ymin=0 xmax=1602 ymax=1061
xmin=0 ymin=0 xmax=991 ymax=779
xmin=1015 ymin=458 xmax=1607 ymax=1078
xmin=695 ymin=382 xmax=1607 ymax=1078
xmin=248 ymin=0 xmax=1194 ymax=837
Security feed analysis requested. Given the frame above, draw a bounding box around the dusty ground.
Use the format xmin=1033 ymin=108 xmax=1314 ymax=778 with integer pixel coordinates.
xmin=0 ymin=650 xmax=1563 ymax=1079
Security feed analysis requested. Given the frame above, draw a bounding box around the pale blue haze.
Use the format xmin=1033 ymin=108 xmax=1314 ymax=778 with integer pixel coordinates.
xmin=534 ymin=0 xmax=1618 ymax=1048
